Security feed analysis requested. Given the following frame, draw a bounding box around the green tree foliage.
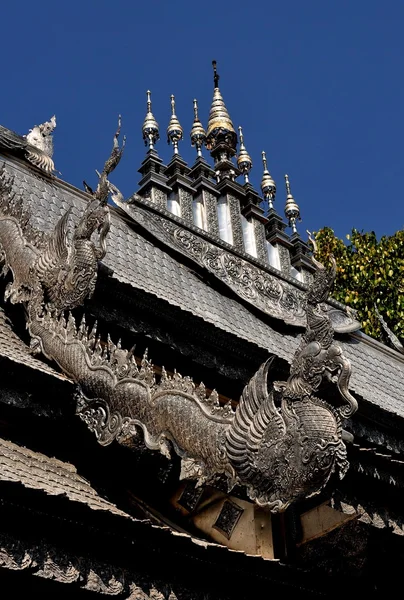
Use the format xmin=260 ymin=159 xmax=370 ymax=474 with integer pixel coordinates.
xmin=314 ymin=227 xmax=404 ymax=342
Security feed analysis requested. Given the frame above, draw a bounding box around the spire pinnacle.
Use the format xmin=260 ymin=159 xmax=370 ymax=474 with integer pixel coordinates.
xmin=261 ymin=151 xmax=276 ymax=210
xmin=237 ymin=126 xmax=252 ymax=183
xmin=212 ymin=60 xmax=220 ymax=88
xmin=284 ymin=174 xmax=301 ymax=234
xmin=166 ymin=94 xmax=183 ymax=155
xmin=205 ymin=60 xmax=237 ymax=155
xmin=142 ymin=90 xmax=159 ymax=150
xmin=190 ymin=99 xmax=206 ymax=158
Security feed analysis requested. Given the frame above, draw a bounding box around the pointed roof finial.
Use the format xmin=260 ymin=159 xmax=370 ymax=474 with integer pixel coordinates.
xmin=142 ymin=90 xmax=160 ymax=150
xmin=166 ymin=94 xmax=183 ymax=155
xmin=205 ymin=60 xmax=237 ymax=154
xmin=261 ymin=151 xmax=276 ymax=210
xmin=190 ymin=99 xmax=206 ymax=158
xmin=237 ymin=126 xmax=252 ymax=184
xmin=284 ymin=174 xmax=301 ymax=234
xmin=212 ymin=60 xmax=220 ymax=88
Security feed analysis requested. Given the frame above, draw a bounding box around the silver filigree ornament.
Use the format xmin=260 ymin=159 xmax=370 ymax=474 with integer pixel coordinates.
xmin=121 ymin=205 xmax=360 ymax=333
xmin=0 ymin=129 xmax=358 ymax=511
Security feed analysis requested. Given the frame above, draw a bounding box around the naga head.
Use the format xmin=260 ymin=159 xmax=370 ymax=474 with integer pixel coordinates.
xmin=75 ymin=200 xmax=110 ymax=242
xmin=24 ymin=115 xmax=57 ymax=173
xmin=26 ymin=116 xmax=56 ymax=157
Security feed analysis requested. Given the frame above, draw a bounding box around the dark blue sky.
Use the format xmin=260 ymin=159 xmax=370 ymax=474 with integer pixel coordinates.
xmin=2 ymin=1 xmax=403 ymax=239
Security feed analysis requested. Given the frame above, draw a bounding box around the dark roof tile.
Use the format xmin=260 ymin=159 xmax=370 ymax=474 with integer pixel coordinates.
xmin=0 ymin=436 xmax=129 ymax=517
xmin=0 ymin=306 xmax=68 ymax=381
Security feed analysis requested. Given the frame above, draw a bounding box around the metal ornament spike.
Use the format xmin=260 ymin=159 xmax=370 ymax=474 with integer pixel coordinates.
xmin=284 ymin=174 xmax=301 ymax=234
xmin=261 ymin=151 xmax=276 ymax=210
xmin=212 ymin=60 xmax=220 ymax=89
xmin=237 ymin=126 xmax=252 ymax=184
xmin=190 ymin=99 xmax=206 ymax=158
xmin=166 ymin=94 xmax=183 ymax=155
xmin=142 ymin=90 xmax=160 ymax=150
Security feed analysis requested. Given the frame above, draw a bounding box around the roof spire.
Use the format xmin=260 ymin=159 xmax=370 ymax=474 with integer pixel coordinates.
xmin=261 ymin=151 xmax=276 ymax=210
xmin=237 ymin=126 xmax=252 ymax=184
xmin=190 ymin=99 xmax=206 ymax=158
xmin=284 ymin=174 xmax=301 ymax=234
xmin=142 ymin=90 xmax=160 ymax=150
xmin=205 ymin=60 xmax=237 ymax=155
xmin=212 ymin=59 xmax=220 ymax=88
xmin=166 ymin=94 xmax=183 ymax=155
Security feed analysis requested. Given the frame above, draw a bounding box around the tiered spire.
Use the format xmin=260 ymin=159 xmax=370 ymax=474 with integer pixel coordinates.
xmin=166 ymin=95 xmax=183 ymax=155
xmin=205 ymin=61 xmax=238 ymax=182
xmin=142 ymin=90 xmax=160 ymax=150
xmin=261 ymin=151 xmax=276 ymax=210
xmin=284 ymin=174 xmax=301 ymax=234
xmin=190 ymin=99 xmax=206 ymax=158
xmin=138 ymin=64 xmax=306 ymax=246
xmin=237 ymin=126 xmax=252 ymax=184
xmin=205 ymin=61 xmax=237 ymax=155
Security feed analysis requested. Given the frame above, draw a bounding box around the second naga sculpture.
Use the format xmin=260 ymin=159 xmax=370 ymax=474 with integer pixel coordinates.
xmin=0 ymin=123 xmax=358 ymax=511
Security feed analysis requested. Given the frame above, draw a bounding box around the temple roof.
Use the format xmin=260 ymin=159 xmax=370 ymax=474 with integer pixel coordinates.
xmin=0 ymin=436 xmax=128 ymax=517
xmin=1 ymin=153 xmax=404 ymax=422
xmin=1 ymin=120 xmax=404 ymax=593
xmin=0 ymin=304 xmax=69 ymax=381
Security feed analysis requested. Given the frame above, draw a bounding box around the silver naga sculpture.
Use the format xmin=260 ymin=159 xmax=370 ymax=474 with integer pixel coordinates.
xmin=25 ymin=115 xmax=57 ymax=172
xmin=0 ymin=121 xmax=357 ymax=511
xmin=0 ymin=116 xmax=57 ymax=174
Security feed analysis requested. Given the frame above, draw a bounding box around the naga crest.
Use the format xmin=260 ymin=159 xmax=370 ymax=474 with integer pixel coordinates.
xmin=0 ymin=117 xmax=126 ymax=314
xmin=0 ymin=170 xmax=110 ymax=314
xmin=26 ymin=116 xmax=56 ymax=158
xmin=0 ymin=123 xmax=358 ymax=512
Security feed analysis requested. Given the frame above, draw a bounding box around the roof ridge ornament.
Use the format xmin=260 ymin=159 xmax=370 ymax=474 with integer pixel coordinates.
xmin=142 ymin=90 xmax=160 ymax=151
xmin=166 ymin=94 xmax=183 ymax=155
xmin=261 ymin=151 xmax=276 ymax=210
xmin=284 ymin=174 xmax=301 ymax=234
xmin=237 ymin=126 xmax=252 ymax=184
xmin=190 ymin=99 xmax=206 ymax=158
xmin=375 ymin=304 xmax=404 ymax=354
xmin=24 ymin=115 xmax=56 ymax=173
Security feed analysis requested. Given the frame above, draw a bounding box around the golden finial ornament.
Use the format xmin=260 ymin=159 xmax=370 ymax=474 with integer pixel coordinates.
xmin=237 ymin=126 xmax=252 ymax=183
xmin=205 ymin=60 xmax=237 ymax=153
xmin=166 ymin=94 xmax=183 ymax=155
xmin=142 ymin=90 xmax=160 ymax=150
xmin=261 ymin=151 xmax=276 ymax=210
xmin=284 ymin=174 xmax=301 ymax=234
xmin=190 ymin=99 xmax=206 ymax=158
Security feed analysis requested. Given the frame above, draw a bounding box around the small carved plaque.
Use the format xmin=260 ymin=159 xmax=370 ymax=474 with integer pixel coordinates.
xmin=178 ymin=483 xmax=204 ymax=513
xmin=213 ymin=499 xmax=244 ymax=539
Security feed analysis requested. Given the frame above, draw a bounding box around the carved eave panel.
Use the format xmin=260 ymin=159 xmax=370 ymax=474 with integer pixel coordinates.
xmin=112 ymin=195 xmax=361 ymax=333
